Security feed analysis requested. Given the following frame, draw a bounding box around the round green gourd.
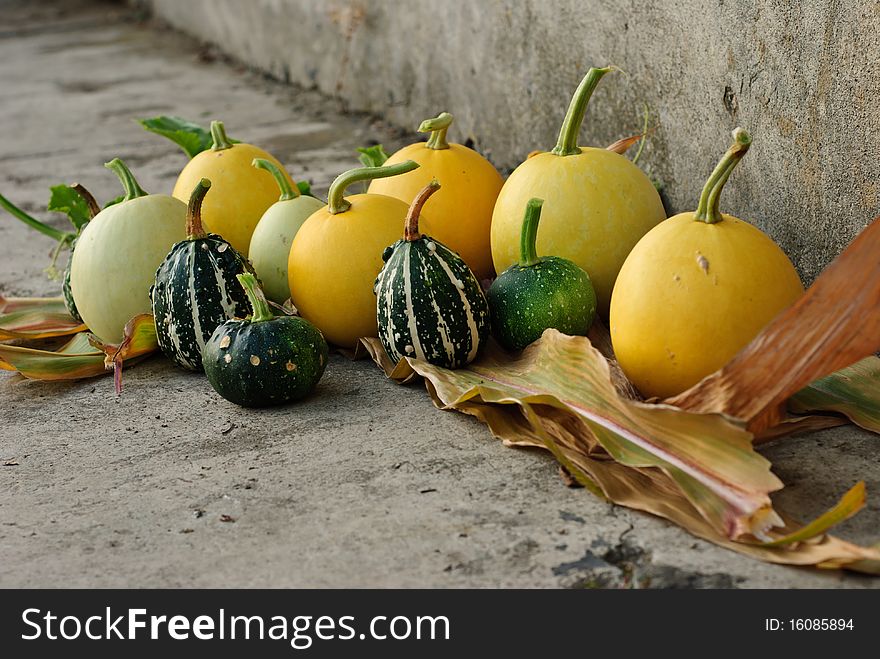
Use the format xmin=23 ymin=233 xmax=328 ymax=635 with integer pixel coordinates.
xmin=487 ymin=198 xmax=597 ymax=351
xmin=374 ymin=181 xmax=490 ymax=368
xmin=69 ymin=159 xmax=187 ymax=344
xmin=151 ymin=179 xmax=256 ymax=371
xmin=203 ymin=273 xmax=328 ymax=407
xmin=247 ymin=158 xmax=324 ymax=304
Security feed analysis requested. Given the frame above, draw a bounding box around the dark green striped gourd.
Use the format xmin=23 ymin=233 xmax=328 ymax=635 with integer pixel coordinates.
xmin=151 ymin=178 xmax=255 ymax=370
xmin=60 ymin=185 xmax=100 ymax=323
xmin=203 ymin=273 xmax=328 ymax=407
xmin=374 ymin=181 xmax=489 ymax=368
xmin=487 ymin=197 xmax=597 ymax=351
xmin=62 ymin=247 xmax=81 ymax=322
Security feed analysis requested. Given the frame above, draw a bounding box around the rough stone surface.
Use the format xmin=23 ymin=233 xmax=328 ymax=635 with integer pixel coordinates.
xmin=1 ymin=0 xmax=878 ymax=588
xmin=145 ymin=0 xmax=880 ymax=287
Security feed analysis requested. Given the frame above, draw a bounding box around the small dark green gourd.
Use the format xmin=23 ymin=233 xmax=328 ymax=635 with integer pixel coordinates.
xmin=202 ymin=273 xmax=328 ymax=407
xmin=487 ymin=197 xmax=597 ymax=351
xmin=374 ymin=180 xmax=490 ymax=368
xmin=151 ymin=178 xmax=255 ymax=370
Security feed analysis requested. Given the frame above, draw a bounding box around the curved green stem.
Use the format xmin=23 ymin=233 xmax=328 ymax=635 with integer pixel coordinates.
xmin=70 ymin=183 xmax=100 ymax=218
xmin=237 ymin=272 xmax=273 ymax=323
xmin=210 ymin=120 xmax=234 ymax=151
xmin=104 ymin=158 xmax=148 ymax=201
xmin=551 ymin=66 xmax=613 ymax=157
xmin=404 ymin=180 xmax=441 ymax=241
xmin=252 ymin=158 xmax=299 ymax=201
xmin=0 ymin=191 xmax=74 ymax=243
xmin=328 ymin=160 xmax=419 ymax=214
xmin=694 ymin=127 xmax=752 ymax=225
xmin=418 ymin=112 xmax=453 ymax=150
xmin=519 ymin=198 xmax=544 ymax=266
xmin=185 ymin=178 xmax=212 ymax=239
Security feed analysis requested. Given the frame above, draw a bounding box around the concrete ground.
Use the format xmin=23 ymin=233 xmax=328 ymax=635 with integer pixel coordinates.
xmin=0 ymin=0 xmax=877 ymax=588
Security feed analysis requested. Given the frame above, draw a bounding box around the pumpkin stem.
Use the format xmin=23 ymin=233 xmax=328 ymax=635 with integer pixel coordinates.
xmin=185 ymin=178 xmax=212 ymax=239
xmin=694 ymin=127 xmax=752 ymax=225
xmin=0 ymin=191 xmax=75 ymax=243
xmin=419 ymin=112 xmax=453 ymax=150
xmin=105 ymin=158 xmax=148 ymax=201
xmin=551 ymin=67 xmax=613 ymax=157
xmin=327 ymin=160 xmax=419 ymax=214
xmin=404 ymin=180 xmax=441 ymax=241
xmin=253 ymin=158 xmax=299 ymax=201
xmin=519 ymin=198 xmax=545 ymax=266
xmin=70 ymin=183 xmax=100 ymax=218
xmin=210 ymin=120 xmax=234 ymax=151
xmin=237 ymin=272 xmax=273 ymax=323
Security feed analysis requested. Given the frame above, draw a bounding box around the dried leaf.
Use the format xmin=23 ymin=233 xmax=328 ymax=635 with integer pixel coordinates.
xmin=92 ymin=313 xmax=159 ymax=393
xmin=0 ymin=308 xmax=86 ymax=340
xmin=404 ymin=330 xmax=784 ymax=540
xmin=762 ymin=482 xmax=865 ymax=547
xmin=668 ymin=216 xmax=880 ymax=433
xmin=361 ymin=331 xmax=880 ymax=573
xmin=789 ymin=357 xmax=880 ymax=433
xmin=753 ymin=413 xmax=848 ymax=445
xmin=0 ymin=314 xmax=157 ymax=388
xmin=0 ymin=333 xmax=107 ymax=380
xmin=0 ymin=295 xmax=68 ymax=315
xmin=605 ymin=134 xmax=643 ymax=155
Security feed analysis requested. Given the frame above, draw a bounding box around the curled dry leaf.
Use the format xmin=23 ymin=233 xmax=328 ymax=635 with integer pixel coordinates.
xmin=0 ymin=296 xmax=86 ymax=340
xmin=605 ymin=133 xmax=644 ymax=155
xmin=366 ymin=331 xmax=786 ymax=539
xmin=0 ymin=305 xmax=158 ymax=391
xmin=360 ymin=326 xmax=880 ymax=573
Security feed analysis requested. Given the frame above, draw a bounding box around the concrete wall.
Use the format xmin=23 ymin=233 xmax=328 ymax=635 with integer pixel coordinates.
xmin=146 ymin=0 xmax=880 ymax=283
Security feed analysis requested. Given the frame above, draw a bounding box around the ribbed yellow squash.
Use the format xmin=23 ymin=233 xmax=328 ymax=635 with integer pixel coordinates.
xmin=369 ymin=112 xmax=503 ymax=280
xmin=288 ymin=161 xmax=433 ymax=348
xmin=490 ymin=67 xmax=665 ymax=316
xmin=609 ymin=129 xmax=804 ymax=399
xmin=172 ymin=121 xmax=293 ymax=255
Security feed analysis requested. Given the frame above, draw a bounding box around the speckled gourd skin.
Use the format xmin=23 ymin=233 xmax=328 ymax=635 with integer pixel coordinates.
xmin=375 ymin=235 xmax=490 ymax=369
xmin=62 ymin=257 xmax=81 ymax=322
xmin=487 ymin=256 xmax=597 ymax=351
xmin=202 ymin=316 xmax=328 ymax=407
xmin=151 ymin=235 xmax=255 ymax=371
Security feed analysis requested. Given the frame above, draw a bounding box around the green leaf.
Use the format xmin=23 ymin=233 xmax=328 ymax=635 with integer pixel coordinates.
xmin=789 ymin=357 xmax=880 ymax=433
xmin=47 ymin=185 xmax=92 ymax=230
xmin=138 ymin=115 xmax=239 ymax=159
xmin=103 ymin=194 xmax=125 ymax=209
xmin=296 ymin=180 xmax=315 ymax=198
xmin=357 ymin=144 xmax=390 ymax=168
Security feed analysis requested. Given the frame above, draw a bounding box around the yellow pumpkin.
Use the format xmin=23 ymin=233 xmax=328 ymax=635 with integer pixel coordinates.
xmin=172 ymin=121 xmax=293 ymax=254
xmin=609 ymin=128 xmax=804 ymax=399
xmin=368 ymin=112 xmax=503 ymax=280
xmin=288 ymin=161 xmax=433 ymax=348
xmin=490 ymin=67 xmax=665 ymax=316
